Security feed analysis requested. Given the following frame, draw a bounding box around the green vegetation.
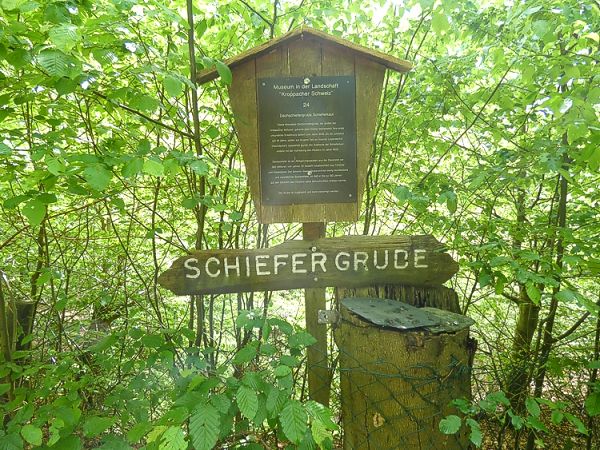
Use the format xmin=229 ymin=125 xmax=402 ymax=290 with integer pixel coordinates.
xmin=0 ymin=0 xmax=598 ymax=448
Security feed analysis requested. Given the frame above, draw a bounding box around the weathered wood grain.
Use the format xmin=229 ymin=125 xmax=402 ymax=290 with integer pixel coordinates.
xmin=197 ymin=26 xmax=412 ymax=84
xmin=303 ymin=222 xmax=330 ymax=406
xmin=355 ymin=58 xmax=385 ymax=210
xmin=334 ymin=303 xmax=471 ymax=449
xmin=225 ymin=30 xmax=399 ymax=224
xmin=158 ymin=235 xmax=458 ymax=295
xmin=228 ymin=59 xmax=260 ymax=210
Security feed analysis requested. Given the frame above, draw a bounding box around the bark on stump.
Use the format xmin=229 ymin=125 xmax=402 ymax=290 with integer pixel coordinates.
xmin=334 ymin=287 xmax=472 ymax=450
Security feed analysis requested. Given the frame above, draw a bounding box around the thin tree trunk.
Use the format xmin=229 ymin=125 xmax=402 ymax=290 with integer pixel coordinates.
xmin=0 ymin=274 xmax=14 ymax=402
xmin=186 ymin=0 xmax=208 ymax=352
xmin=525 ymin=150 xmax=569 ymax=450
xmin=506 ymin=190 xmax=539 ymax=414
xmin=586 ymin=297 xmax=600 ymax=450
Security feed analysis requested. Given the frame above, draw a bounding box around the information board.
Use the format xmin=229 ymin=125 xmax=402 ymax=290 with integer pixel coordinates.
xmin=257 ymin=76 xmax=357 ymax=205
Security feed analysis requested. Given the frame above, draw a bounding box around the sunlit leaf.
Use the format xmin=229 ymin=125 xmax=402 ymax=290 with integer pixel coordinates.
xmin=439 ymin=415 xmax=461 ymax=434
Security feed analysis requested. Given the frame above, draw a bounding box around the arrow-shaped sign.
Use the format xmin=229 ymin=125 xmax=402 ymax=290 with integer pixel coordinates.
xmin=158 ymin=235 xmax=458 ymax=296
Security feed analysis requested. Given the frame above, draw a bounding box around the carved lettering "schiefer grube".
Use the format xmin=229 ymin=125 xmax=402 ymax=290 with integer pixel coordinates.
xmin=183 ymin=249 xmax=428 ymax=279
xmin=157 ymin=235 xmax=458 ymax=295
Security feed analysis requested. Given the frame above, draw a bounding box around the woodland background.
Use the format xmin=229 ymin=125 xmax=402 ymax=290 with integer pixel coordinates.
xmin=0 ymin=0 xmax=598 ymax=449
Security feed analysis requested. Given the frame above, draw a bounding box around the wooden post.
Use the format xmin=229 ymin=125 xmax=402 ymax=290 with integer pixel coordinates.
xmin=303 ymin=222 xmax=330 ymax=406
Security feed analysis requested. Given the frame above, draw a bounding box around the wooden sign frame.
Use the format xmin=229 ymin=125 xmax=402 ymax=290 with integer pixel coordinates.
xmin=197 ymin=27 xmax=412 ymax=224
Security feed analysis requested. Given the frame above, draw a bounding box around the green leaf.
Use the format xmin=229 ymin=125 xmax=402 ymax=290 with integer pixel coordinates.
xmin=51 ymin=435 xmax=82 ymax=450
xmin=439 ymin=415 xmax=461 ymax=434
xmin=585 ymin=391 xmax=600 ymax=417
xmin=54 ymin=77 xmax=78 ymax=95
xmin=431 ymin=12 xmax=450 ymax=34
xmin=466 ymin=418 xmax=482 ymax=447
xmin=83 ymin=416 xmax=115 ymax=437
xmin=215 ymin=60 xmax=232 ymax=84
xmin=555 ymin=289 xmax=577 ymax=303
xmin=0 ymin=433 xmax=23 ymax=450
xmin=190 ymin=160 xmax=209 ymax=175
xmin=143 ymin=159 xmax=164 ymax=177
xmin=233 ymin=345 xmax=257 ymax=364
xmin=269 ymin=318 xmax=294 ymax=335
xmin=196 ymin=19 xmax=208 ymax=39
xmin=551 ymin=410 xmax=564 ymax=424
xmin=127 ymin=422 xmax=153 ymax=444
xmin=1 ymin=0 xmax=25 ymax=11
xmin=20 ymin=424 xmax=43 ymax=446
xmin=393 ymin=185 xmax=411 ymax=203
xmin=38 ymin=193 xmax=57 ymax=204
xmin=477 ymin=271 xmax=492 ymax=288
xmin=565 ymin=413 xmax=588 ymax=435
xmin=6 ymin=49 xmax=31 ymax=69
xmin=525 ymin=397 xmax=540 ymax=418
xmin=266 ymin=387 xmax=287 ymax=417
xmin=306 ymin=401 xmax=337 ymax=445
xmin=525 ymin=283 xmax=541 ymax=305
xmin=147 ymin=426 xmax=167 ymax=444
xmin=280 ymin=400 xmax=308 ymax=445
xmin=182 ymin=196 xmax=200 ymax=209
xmin=206 ymin=126 xmax=219 ymax=139
xmin=122 ymin=157 xmax=144 ymax=178
xmin=22 ymin=199 xmax=46 ymax=226
xmin=97 ymin=434 xmax=132 ymax=450
xmin=0 ymin=383 xmax=10 ymax=396
xmin=526 ymin=416 xmax=548 ymax=432
xmin=47 ymin=157 xmax=67 ymax=175
xmin=159 ymin=426 xmax=186 ymax=450
xmin=141 ymin=333 xmax=164 ymax=348
xmin=88 ymin=333 xmax=118 ymax=353
xmin=4 ymin=194 xmax=30 ymax=209
xmin=189 ymin=404 xmax=220 ymax=450
xmin=567 ymin=122 xmax=587 ymax=144
xmin=37 ymin=49 xmax=69 ymax=77
xmin=298 ymin=429 xmax=317 ymax=450
xmin=288 ymin=331 xmax=317 ymax=349
xmin=509 ymin=411 xmax=524 ymax=430
xmin=210 ymin=394 xmax=231 ymax=415
xmin=446 ymin=191 xmax=457 ymax=214
xmin=237 ymin=385 xmax=258 ymax=420
xmin=131 ymin=94 xmax=159 ymax=112
xmin=532 ymin=20 xmax=550 ymax=39
xmin=49 ymin=24 xmax=80 ymax=51
xmin=274 ymin=365 xmax=292 ymax=377
xmin=0 ymin=143 xmax=12 ymax=155
xmin=163 ymin=75 xmax=184 ymax=98
xmin=84 ymin=165 xmax=112 ymax=191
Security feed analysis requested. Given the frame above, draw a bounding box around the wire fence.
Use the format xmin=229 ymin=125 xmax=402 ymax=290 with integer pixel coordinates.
xmin=327 ymin=306 xmax=474 ymax=450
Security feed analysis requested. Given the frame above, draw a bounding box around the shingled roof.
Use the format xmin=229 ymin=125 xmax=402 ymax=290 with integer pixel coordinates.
xmin=196 ymin=26 xmax=412 ymax=84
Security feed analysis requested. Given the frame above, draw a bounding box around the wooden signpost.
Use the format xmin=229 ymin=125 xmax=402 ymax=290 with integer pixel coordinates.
xmin=191 ymin=26 xmax=414 ymax=409
xmin=164 ymin=27 xmax=473 ymax=449
xmin=158 ymin=235 xmax=458 ymax=295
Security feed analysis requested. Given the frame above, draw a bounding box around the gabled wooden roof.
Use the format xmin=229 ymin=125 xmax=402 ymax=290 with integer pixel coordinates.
xmin=196 ymin=26 xmax=412 ymax=84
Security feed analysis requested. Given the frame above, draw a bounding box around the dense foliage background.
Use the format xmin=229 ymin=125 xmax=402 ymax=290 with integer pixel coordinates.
xmin=1 ymin=0 xmax=598 ymax=449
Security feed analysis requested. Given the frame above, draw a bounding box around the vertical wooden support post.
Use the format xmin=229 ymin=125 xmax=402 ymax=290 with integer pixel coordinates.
xmin=303 ymin=222 xmax=330 ymax=406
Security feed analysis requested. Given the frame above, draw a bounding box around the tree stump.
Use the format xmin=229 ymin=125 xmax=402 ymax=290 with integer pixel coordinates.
xmin=334 ymin=287 xmax=473 ymax=450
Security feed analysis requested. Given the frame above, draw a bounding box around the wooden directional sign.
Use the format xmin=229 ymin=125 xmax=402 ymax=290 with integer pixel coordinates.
xmin=158 ymin=235 xmax=458 ymax=296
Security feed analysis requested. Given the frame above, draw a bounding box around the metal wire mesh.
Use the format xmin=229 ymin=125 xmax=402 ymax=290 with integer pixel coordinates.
xmin=328 ymin=309 xmax=473 ymax=450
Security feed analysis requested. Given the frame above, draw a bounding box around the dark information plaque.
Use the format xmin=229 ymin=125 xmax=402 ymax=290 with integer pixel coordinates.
xmin=257 ymin=75 xmax=357 ymax=205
